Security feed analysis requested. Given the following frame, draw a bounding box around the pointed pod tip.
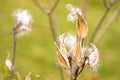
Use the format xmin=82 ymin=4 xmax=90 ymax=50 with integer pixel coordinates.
xmin=76 ymin=13 xmax=88 ymax=38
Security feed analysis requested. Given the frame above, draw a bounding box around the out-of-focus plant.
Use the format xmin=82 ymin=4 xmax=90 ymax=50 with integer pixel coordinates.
xmin=0 ymin=9 xmax=42 ymax=80
xmin=0 ymin=52 xmax=40 ymax=80
xmin=89 ymin=0 xmax=119 ymax=44
xmin=32 ymin=0 xmax=66 ymax=80
xmin=54 ymin=4 xmax=99 ymax=80
xmin=11 ymin=9 xmax=32 ymax=80
xmin=0 ymin=52 xmax=21 ymax=80
xmin=32 ymin=0 xmax=119 ymax=79
xmin=0 ymin=0 xmax=119 ymax=80
xmin=33 ymin=0 xmax=60 ymax=41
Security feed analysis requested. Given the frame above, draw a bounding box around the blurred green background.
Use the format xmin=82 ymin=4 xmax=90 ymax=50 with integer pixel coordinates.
xmin=0 ymin=0 xmax=120 ymax=80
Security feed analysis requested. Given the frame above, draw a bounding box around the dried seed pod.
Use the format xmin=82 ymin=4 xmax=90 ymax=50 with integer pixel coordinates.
xmin=85 ymin=44 xmax=99 ymax=67
xmin=54 ymin=42 xmax=70 ymax=69
xmin=76 ymin=13 xmax=88 ymax=38
xmin=75 ymin=36 xmax=81 ymax=60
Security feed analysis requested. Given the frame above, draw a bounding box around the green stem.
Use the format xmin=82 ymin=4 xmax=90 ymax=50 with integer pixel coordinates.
xmin=12 ymin=33 xmax=16 ymax=80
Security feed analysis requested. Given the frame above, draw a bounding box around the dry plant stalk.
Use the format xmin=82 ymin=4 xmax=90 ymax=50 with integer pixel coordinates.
xmin=32 ymin=0 xmax=65 ymax=80
xmin=11 ymin=9 xmax=32 ymax=80
xmin=89 ymin=0 xmax=118 ymax=44
xmin=81 ymin=0 xmax=88 ymax=18
xmin=95 ymin=6 xmax=120 ymax=44
xmin=33 ymin=0 xmax=59 ymax=41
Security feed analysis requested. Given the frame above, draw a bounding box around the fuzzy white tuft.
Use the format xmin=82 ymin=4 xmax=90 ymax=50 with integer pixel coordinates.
xmin=85 ymin=44 xmax=99 ymax=68
xmin=66 ymin=4 xmax=82 ymax=22
xmin=13 ymin=9 xmax=32 ymax=37
xmin=13 ymin=9 xmax=32 ymax=25
xmin=58 ymin=33 xmax=76 ymax=48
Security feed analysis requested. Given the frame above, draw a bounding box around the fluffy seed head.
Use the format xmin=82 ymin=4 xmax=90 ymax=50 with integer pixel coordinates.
xmin=12 ymin=9 xmax=32 ymax=37
xmin=58 ymin=33 xmax=76 ymax=48
xmin=66 ymin=4 xmax=82 ymax=22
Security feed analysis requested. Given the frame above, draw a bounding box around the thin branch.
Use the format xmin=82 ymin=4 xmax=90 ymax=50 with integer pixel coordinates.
xmin=47 ymin=0 xmax=60 ymax=42
xmin=16 ymin=72 xmax=22 ymax=80
xmin=81 ymin=0 xmax=88 ymax=18
xmin=33 ymin=0 xmax=62 ymax=79
xmin=47 ymin=1 xmax=63 ymax=79
xmin=48 ymin=14 xmax=58 ymax=40
xmin=94 ymin=6 xmax=120 ymax=44
xmin=103 ymin=0 xmax=108 ymax=8
xmin=33 ymin=0 xmax=59 ymax=42
xmin=89 ymin=10 xmax=109 ymax=43
xmin=12 ymin=31 xmax=17 ymax=80
xmin=50 ymin=0 xmax=59 ymax=14
xmin=74 ymin=57 xmax=88 ymax=80
xmin=59 ymin=68 xmax=65 ymax=80
xmin=48 ymin=0 xmax=52 ymax=10
xmin=89 ymin=0 xmax=117 ymax=44
xmin=33 ymin=0 xmax=48 ymax=14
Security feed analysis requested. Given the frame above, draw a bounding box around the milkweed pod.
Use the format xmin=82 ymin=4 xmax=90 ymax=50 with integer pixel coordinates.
xmin=76 ymin=13 xmax=88 ymax=38
xmin=75 ymin=36 xmax=81 ymax=60
xmin=54 ymin=42 xmax=70 ymax=69
xmin=66 ymin=35 xmax=81 ymax=61
xmin=85 ymin=44 xmax=99 ymax=67
xmin=59 ymin=34 xmax=67 ymax=55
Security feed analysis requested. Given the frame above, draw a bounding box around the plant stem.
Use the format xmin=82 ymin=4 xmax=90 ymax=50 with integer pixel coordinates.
xmin=12 ymin=33 xmax=16 ymax=80
xmin=48 ymin=13 xmax=58 ymax=41
xmin=89 ymin=0 xmax=117 ymax=44
xmin=82 ymin=0 xmax=88 ymax=18
xmin=94 ymin=6 xmax=120 ymax=44
xmin=72 ymin=77 xmax=77 ymax=80
xmin=33 ymin=0 xmax=63 ymax=80
xmin=59 ymin=68 xmax=65 ymax=80
xmin=89 ymin=9 xmax=109 ymax=44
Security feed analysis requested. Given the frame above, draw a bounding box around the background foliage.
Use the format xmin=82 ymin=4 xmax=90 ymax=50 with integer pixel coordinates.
xmin=0 ymin=0 xmax=120 ymax=80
